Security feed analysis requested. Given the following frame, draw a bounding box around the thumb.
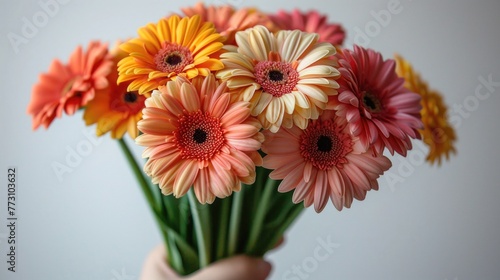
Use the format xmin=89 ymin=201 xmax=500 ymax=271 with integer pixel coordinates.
xmin=139 ymin=244 xmax=180 ymax=280
xmin=189 ymin=255 xmax=272 ymax=280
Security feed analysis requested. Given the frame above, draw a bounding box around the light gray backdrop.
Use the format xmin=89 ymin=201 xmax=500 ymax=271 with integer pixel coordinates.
xmin=1 ymin=0 xmax=499 ymax=279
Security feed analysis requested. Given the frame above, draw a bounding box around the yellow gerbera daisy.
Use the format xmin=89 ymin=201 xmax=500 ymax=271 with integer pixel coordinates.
xmin=84 ymin=44 xmax=147 ymax=139
xmin=394 ymin=54 xmax=457 ymax=165
xmin=117 ymin=15 xmax=225 ymax=95
xmin=216 ymin=25 xmax=340 ymax=132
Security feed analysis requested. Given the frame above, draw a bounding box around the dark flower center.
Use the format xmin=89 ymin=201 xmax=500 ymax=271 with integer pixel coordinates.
xmin=254 ymin=60 xmax=299 ymax=97
xmin=363 ymin=96 xmax=376 ymax=110
xmin=175 ymin=111 xmax=225 ymax=161
xmin=110 ymin=89 xmax=145 ymax=114
xmin=268 ymin=70 xmax=284 ymax=82
xmin=123 ymin=92 xmax=138 ymax=103
xmin=154 ymin=43 xmax=194 ymax=74
xmin=317 ymin=135 xmax=333 ymax=152
xmin=300 ymin=120 xmax=353 ymax=170
xmin=193 ymin=128 xmax=207 ymax=144
xmin=361 ymin=91 xmax=382 ymax=112
xmin=166 ymin=54 xmax=182 ymax=66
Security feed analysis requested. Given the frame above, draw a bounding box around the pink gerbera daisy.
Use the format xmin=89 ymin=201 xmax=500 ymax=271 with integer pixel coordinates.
xmin=136 ymin=74 xmax=263 ymax=203
xmin=27 ymin=41 xmax=113 ymax=129
xmin=262 ymin=111 xmax=391 ymax=212
xmin=269 ymin=9 xmax=346 ymax=46
xmin=334 ymin=45 xmax=422 ymax=156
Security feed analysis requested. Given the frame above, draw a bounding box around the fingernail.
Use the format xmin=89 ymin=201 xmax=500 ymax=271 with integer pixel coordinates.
xmin=256 ymin=260 xmax=272 ymax=278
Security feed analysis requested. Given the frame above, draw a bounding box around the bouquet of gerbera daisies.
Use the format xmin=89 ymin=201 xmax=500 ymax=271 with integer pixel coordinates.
xmin=27 ymin=2 xmax=456 ymax=277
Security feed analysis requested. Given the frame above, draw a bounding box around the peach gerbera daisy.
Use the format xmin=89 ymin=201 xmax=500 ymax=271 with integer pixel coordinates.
xmin=84 ymin=44 xmax=147 ymax=139
xmin=262 ymin=111 xmax=391 ymax=212
xmin=269 ymin=9 xmax=346 ymax=46
xmin=334 ymin=45 xmax=423 ymax=156
xmin=216 ymin=25 xmax=340 ymax=133
xmin=180 ymin=2 xmax=275 ymax=45
xmin=117 ymin=15 xmax=225 ymax=95
xmin=27 ymin=41 xmax=113 ymax=129
xmin=394 ymin=54 xmax=457 ymax=165
xmin=136 ymin=74 xmax=263 ymax=203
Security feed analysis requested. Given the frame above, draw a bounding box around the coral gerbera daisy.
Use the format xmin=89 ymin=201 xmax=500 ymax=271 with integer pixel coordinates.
xmin=333 ymin=45 xmax=423 ymax=156
xmin=216 ymin=25 xmax=340 ymax=133
xmin=27 ymin=41 xmax=113 ymax=129
xmin=84 ymin=44 xmax=147 ymax=139
xmin=269 ymin=9 xmax=346 ymax=46
xmin=117 ymin=15 xmax=225 ymax=95
xmin=262 ymin=111 xmax=391 ymax=212
xmin=136 ymin=74 xmax=263 ymax=203
xmin=394 ymin=54 xmax=457 ymax=165
xmin=180 ymin=2 xmax=275 ymax=45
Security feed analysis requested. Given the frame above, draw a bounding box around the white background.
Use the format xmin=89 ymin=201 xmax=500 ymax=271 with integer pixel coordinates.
xmin=1 ymin=0 xmax=500 ymax=279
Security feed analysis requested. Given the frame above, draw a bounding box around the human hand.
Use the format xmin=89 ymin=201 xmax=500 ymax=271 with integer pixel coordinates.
xmin=139 ymin=245 xmax=273 ymax=280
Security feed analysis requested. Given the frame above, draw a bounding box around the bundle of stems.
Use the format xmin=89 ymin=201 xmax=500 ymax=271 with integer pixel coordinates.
xmin=119 ymin=138 xmax=304 ymax=275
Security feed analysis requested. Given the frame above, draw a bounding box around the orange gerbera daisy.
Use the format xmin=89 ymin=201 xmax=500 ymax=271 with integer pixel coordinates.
xmin=136 ymin=74 xmax=263 ymax=203
xmin=27 ymin=41 xmax=113 ymax=129
xmin=84 ymin=43 xmax=147 ymax=139
xmin=117 ymin=15 xmax=225 ymax=95
xmin=216 ymin=25 xmax=340 ymax=133
xmin=394 ymin=54 xmax=457 ymax=165
xmin=180 ymin=2 xmax=275 ymax=45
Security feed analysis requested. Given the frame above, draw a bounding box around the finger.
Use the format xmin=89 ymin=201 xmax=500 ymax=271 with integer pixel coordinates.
xmin=273 ymin=236 xmax=285 ymax=249
xmin=139 ymin=244 xmax=180 ymax=280
xmin=189 ymin=255 xmax=272 ymax=280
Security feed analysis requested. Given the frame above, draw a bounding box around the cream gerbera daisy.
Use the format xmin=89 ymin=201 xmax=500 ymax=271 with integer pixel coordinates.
xmin=117 ymin=15 xmax=225 ymax=95
xmin=216 ymin=25 xmax=340 ymax=132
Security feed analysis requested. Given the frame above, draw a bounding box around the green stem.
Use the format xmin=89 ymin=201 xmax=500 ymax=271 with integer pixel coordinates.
xmin=216 ymin=197 xmax=231 ymax=259
xmin=187 ymin=189 xmax=211 ymax=267
xmin=245 ymin=177 xmax=278 ymax=254
xmin=227 ymin=190 xmax=244 ymax=255
xmin=118 ymin=139 xmax=177 ymax=268
xmin=118 ymin=138 xmax=203 ymax=275
xmin=262 ymin=203 xmax=304 ymax=256
xmin=117 ymin=138 xmax=158 ymax=213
